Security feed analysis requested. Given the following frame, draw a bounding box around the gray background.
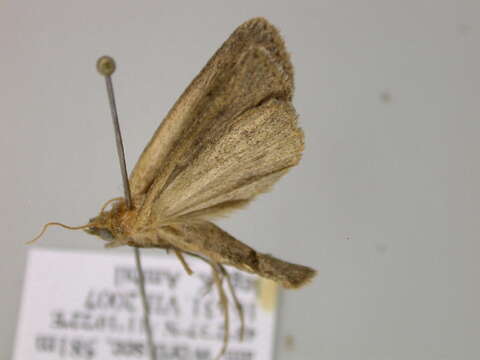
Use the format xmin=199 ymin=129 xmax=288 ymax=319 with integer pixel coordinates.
xmin=1 ymin=1 xmax=479 ymax=359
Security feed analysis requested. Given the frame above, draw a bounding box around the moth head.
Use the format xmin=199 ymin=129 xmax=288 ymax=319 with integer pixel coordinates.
xmin=84 ymin=198 xmax=135 ymax=247
xmin=85 ymin=223 xmax=124 ymax=248
xmin=84 ymin=221 xmax=115 ymax=242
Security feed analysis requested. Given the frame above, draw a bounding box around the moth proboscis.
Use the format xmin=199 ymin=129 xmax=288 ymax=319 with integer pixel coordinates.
xmin=31 ymin=17 xmax=316 ymax=359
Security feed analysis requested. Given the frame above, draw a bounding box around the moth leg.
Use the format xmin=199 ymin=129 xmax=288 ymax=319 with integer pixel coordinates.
xmin=208 ymin=260 xmax=229 ymax=360
xmin=159 ymin=242 xmax=236 ymax=355
xmin=155 ymin=233 xmax=194 ymax=276
xmin=178 ymin=255 xmax=230 ymax=359
xmin=199 ymin=275 xmax=215 ymax=298
xmin=173 ymin=248 xmax=193 ymax=275
xmin=219 ymin=264 xmax=245 ymax=342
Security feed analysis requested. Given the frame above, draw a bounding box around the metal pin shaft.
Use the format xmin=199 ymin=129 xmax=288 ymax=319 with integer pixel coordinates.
xmin=97 ymin=56 xmax=156 ymax=360
xmin=104 ymin=75 xmax=132 ymax=208
xmin=134 ymin=247 xmax=156 ymax=360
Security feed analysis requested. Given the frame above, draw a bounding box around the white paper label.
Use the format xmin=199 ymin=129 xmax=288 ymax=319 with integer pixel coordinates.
xmin=13 ymin=248 xmax=278 ymax=360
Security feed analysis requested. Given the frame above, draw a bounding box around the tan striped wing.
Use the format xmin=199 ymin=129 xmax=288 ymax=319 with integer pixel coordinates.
xmin=129 ymin=18 xmax=303 ymax=223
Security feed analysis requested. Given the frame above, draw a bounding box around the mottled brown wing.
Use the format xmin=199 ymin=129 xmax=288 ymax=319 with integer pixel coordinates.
xmin=129 ymin=18 xmax=302 ymax=223
xmin=157 ymin=221 xmax=316 ymax=288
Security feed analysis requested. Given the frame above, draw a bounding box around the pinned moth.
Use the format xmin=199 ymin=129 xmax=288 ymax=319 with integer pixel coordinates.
xmin=32 ymin=17 xmax=316 ymax=358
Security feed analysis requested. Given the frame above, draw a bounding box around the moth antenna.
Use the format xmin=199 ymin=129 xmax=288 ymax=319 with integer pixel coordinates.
xmin=100 ymin=197 xmax=124 ymax=214
xmin=27 ymin=222 xmax=94 ymax=245
xmin=173 ymin=249 xmax=194 ymax=275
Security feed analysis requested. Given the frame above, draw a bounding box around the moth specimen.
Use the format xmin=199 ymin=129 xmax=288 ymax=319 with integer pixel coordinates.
xmin=33 ymin=17 xmax=315 ymax=358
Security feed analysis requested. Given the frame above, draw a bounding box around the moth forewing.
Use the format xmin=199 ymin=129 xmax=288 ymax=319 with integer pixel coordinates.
xmin=148 ymin=99 xmax=303 ymax=220
xmin=129 ymin=17 xmax=294 ymax=199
